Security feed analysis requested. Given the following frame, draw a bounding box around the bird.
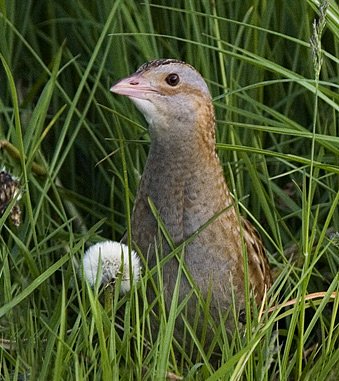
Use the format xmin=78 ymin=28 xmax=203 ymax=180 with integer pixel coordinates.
xmin=0 ymin=168 xmax=22 ymax=227
xmin=110 ymin=58 xmax=272 ymax=341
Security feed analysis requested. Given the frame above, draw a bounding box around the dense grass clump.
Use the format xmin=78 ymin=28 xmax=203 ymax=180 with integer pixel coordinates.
xmin=1 ymin=0 xmax=338 ymax=379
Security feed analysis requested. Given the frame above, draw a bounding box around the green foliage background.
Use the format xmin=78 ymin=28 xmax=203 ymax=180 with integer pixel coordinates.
xmin=0 ymin=0 xmax=338 ymax=379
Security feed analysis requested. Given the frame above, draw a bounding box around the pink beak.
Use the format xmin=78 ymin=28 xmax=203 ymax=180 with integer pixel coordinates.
xmin=110 ymin=73 xmax=157 ymax=99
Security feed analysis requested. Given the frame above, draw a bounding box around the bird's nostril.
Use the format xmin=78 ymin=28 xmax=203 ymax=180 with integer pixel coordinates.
xmin=130 ymin=80 xmax=139 ymax=85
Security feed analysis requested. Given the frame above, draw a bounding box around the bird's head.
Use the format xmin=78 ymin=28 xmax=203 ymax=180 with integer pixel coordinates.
xmin=110 ymin=59 xmax=214 ymax=142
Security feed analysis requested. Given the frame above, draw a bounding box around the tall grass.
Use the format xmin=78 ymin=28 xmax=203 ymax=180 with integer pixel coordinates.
xmin=1 ymin=0 xmax=338 ymax=379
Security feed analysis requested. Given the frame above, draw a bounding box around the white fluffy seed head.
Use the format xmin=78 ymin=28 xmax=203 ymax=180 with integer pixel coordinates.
xmin=82 ymin=241 xmax=141 ymax=294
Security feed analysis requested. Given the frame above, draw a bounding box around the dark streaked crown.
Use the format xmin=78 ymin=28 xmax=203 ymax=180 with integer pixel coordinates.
xmin=136 ymin=58 xmax=196 ymax=74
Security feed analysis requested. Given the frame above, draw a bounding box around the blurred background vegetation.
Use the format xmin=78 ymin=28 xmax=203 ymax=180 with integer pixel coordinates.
xmin=1 ymin=0 xmax=338 ymax=379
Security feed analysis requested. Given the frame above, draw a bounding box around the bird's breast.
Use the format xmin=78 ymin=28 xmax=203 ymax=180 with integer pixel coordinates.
xmin=132 ymin=149 xmax=232 ymax=251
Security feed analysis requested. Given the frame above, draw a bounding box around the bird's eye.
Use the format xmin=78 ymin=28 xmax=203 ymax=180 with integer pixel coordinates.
xmin=165 ymin=73 xmax=180 ymax=86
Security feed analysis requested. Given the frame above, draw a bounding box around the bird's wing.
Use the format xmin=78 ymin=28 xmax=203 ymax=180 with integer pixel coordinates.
xmin=241 ymin=217 xmax=272 ymax=302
